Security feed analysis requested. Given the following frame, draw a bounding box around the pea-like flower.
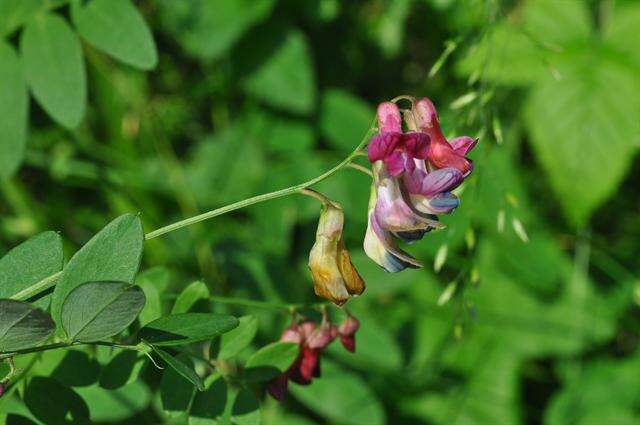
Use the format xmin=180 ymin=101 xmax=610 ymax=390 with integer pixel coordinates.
xmin=308 ymin=201 xmax=365 ymax=305
xmin=364 ymin=98 xmax=476 ymax=272
xmin=338 ymin=315 xmax=360 ymax=352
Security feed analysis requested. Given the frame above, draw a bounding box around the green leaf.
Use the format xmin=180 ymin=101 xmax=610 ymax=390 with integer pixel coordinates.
xmin=157 ymin=0 xmax=275 ymax=61
xmin=139 ymin=313 xmax=238 ymax=346
xmin=71 ymin=0 xmax=157 ymax=70
xmin=290 ymin=360 xmax=386 ymax=425
xmin=160 ymin=353 xmax=197 ymax=416
xmin=152 ymin=346 xmax=204 ymax=391
xmin=524 ymin=51 xmax=640 ymax=226
xmin=0 ymin=42 xmax=28 ymax=178
xmin=20 ymin=12 xmax=86 ymax=129
xmin=0 ymin=299 xmax=54 ymax=353
xmin=604 ymin=3 xmax=640 ymax=69
xmin=137 ymin=277 xmax=162 ymax=326
xmin=320 ymin=89 xmax=373 ymax=151
xmin=217 ymin=315 xmax=258 ymax=360
xmin=231 ymin=389 xmax=261 ymax=425
xmin=61 ymin=280 xmax=145 ymax=342
xmin=0 ymin=231 xmax=62 ymax=299
xmin=244 ymin=342 xmax=299 ymax=382
xmin=51 ymin=214 xmax=144 ymax=332
xmin=75 ymin=381 xmax=151 ymax=423
xmin=189 ymin=375 xmax=228 ymax=425
xmin=24 ymin=377 xmax=90 ymax=425
xmin=243 ymin=30 xmax=315 ymax=115
xmin=0 ymin=0 xmax=60 ymax=36
xmin=171 ymin=280 xmax=210 ymax=314
xmin=99 ymin=350 xmax=147 ymax=390
xmin=51 ymin=350 xmax=100 ymax=387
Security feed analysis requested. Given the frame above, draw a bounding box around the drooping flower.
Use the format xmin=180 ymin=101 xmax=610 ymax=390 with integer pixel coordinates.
xmin=308 ymin=201 xmax=365 ymax=305
xmin=412 ymin=97 xmax=478 ymax=176
xmin=337 ymin=315 xmax=360 ymax=352
xmin=364 ymin=98 xmax=475 ymax=272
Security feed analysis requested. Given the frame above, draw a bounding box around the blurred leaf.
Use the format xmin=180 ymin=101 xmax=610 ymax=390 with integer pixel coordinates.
xmin=51 ymin=350 xmax=100 ymax=387
xmin=0 ymin=42 xmax=28 ymax=178
xmin=189 ymin=375 xmax=228 ymax=425
xmin=524 ymin=51 xmax=640 ymax=226
xmin=139 ymin=313 xmax=239 ymax=346
xmin=243 ymin=30 xmax=315 ymax=115
xmin=24 ymin=377 xmax=90 ymax=425
xmin=217 ymin=315 xmax=258 ymax=360
xmin=232 ymin=389 xmax=261 ymax=425
xmin=172 ymin=280 xmax=210 ymax=314
xmin=99 ymin=350 xmax=147 ymax=389
xmin=604 ymin=3 xmax=640 ymax=69
xmin=137 ymin=277 xmax=162 ymax=326
xmin=71 ymin=0 xmax=157 ymax=70
xmin=160 ymin=353 xmax=196 ymax=416
xmin=545 ymin=354 xmax=640 ymax=425
xmin=375 ymin=0 xmax=410 ymax=57
xmin=244 ymin=342 xmax=299 ymax=382
xmin=152 ymin=346 xmax=204 ymax=391
xmin=290 ymin=360 xmax=385 ymax=425
xmin=0 ymin=0 xmax=43 ymax=36
xmin=319 ymin=89 xmax=372 ymax=151
xmin=75 ymin=380 xmax=151 ymax=422
xmin=51 ymin=214 xmax=144 ymax=331
xmin=20 ymin=12 xmax=86 ymax=128
xmin=157 ymin=0 xmax=275 ymax=61
xmin=0 ymin=231 xmax=62 ymax=299
xmin=0 ymin=299 xmax=54 ymax=352
xmin=61 ymin=280 xmax=145 ymax=342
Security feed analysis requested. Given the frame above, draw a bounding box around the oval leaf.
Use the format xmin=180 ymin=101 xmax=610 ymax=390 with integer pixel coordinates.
xmin=152 ymin=346 xmax=204 ymax=391
xmin=139 ymin=313 xmax=238 ymax=346
xmin=160 ymin=353 xmax=197 ymax=416
xmin=0 ymin=41 xmax=28 ymax=178
xmin=20 ymin=12 xmax=86 ymax=128
xmin=0 ymin=299 xmax=54 ymax=353
xmin=0 ymin=231 xmax=63 ymax=300
xmin=171 ymin=280 xmax=209 ymax=314
xmin=72 ymin=0 xmax=157 ymax=70
xmin=244 ymin=342 xmax=299 ymax=382
xmin=61 ymin=281 xmax=145 ymax=342
xmin=24 ymin=377 xmax=90 ymax=425
xmin=217 ymin=315 xmax=258 ymax=360
xmin=51 ymin=213 xmax=144 ymax=332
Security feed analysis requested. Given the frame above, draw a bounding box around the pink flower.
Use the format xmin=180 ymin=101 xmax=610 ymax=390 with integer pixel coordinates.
xmin=338 ymin=315 xmax=360 ymax=352
xmin=412 ymin=97 xmax=478 ymax=177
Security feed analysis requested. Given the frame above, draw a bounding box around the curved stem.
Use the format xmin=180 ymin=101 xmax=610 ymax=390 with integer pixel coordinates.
xmin=145 ymin=119 xmax=376 ymax=240
xmin=347 ymin=162 xmax=373 ymax=177
xmin=11 ymin=271 xmax=62 ymax=301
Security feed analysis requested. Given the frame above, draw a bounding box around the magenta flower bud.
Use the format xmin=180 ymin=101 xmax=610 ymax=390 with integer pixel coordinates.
xmin=377 ymin=101 xmax=402 ymax=133
xmin=280 ymin=322 xmax=303 ymax=345
xmin=298 ymin=321 xmax=317 ymax=340
xmin=307 ymin=322 xmax=336 ymax=350
xmin=297 ymin=346 xmax=321 ymax=383
xmin=338 ymin=315 xmax=360 ymax=336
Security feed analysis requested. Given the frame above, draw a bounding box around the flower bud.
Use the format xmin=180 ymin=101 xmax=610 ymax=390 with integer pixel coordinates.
xmin=280 ymin=321 xmax=302 ymax=345
xmin=338 ymin=316 xmax=360 ymax=353
xmin=307 ymin=322 xmax=337 ymax=350
xmin=308 ymin=202 xmax=365 ymax=305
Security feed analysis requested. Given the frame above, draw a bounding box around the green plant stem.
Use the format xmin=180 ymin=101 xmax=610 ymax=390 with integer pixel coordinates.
xmin=11 ymin=271 xmax=62 ymax=301
xmin=210 ymin=295 xmax=328 ymax=311
xmin=0 ymin=340 xmax=144 ymax=360
xmin=145 ymin=120 xmax=376 ymax=240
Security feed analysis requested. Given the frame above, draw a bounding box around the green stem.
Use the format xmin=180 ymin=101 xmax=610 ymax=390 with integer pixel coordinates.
xmin=11 ymin=271 xmax=62 ymax=301
xmin=145 ymin=120 xmax=375 ymax=240
xmin=0 ymin=340 xmax=144 ymax=360
xmin=210 ymin=295 xmax=327 ymax=311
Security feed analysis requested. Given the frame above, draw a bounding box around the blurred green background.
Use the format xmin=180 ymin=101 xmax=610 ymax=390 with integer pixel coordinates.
xmin=1 ymin=0 xmax=640 ymax=423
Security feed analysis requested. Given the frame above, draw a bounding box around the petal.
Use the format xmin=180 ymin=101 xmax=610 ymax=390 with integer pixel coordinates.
xmin=367 ymin=132 xmax=402 ymax=163
xmin=383 ymin=151 xmax=406 ymax=176
xmin=404 ymin=167 xmax=463 ymax=196
xmin=299 ymin=347 xmax=320 ymax=382
xmin=308 ymin=203 xmax=351 ymax=305
xmin=428 ymin=138 xmax=473 ymax=176
xmin=336 ymin=238 xmax=365 ymax=296
xmin=410 ymin=192 xmax=460 ymax=215
xmin=373 ymin=164 xmax=441 ymax=233
xmin=340 ymin=334 xmax=356 ymax=352
xmin=377 ymin=101 xmax=402 ymax=133
xmin=403 ymin=132 xmax=430 ymax=159
xmin=364 ymin=212 xmax=423 ymax=273
xmin=412 ymin=97 xmax=441 ymax=134
xmin=450 ymin=136 xmax=478 ymax=155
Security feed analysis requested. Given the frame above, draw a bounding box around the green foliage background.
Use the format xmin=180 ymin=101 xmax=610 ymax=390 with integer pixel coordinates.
xmin=1 ymin=0 xmax=639 ymax=424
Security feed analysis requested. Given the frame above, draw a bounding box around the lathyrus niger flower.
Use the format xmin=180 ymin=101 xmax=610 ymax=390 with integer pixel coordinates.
xmin=364 ymin=99 xmax=478 ymax=272
xmin=308 ymin=201 xmax=365 ymax=305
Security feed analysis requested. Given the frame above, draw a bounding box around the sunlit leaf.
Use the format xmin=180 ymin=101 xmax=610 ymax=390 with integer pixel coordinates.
xmin=139 ymin=313 xmax=239 ymax=346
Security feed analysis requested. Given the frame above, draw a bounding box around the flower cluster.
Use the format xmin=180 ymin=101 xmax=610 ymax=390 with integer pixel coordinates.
xmin=364 ymin=98 xmax=477 ymax=272
xmin=268 ymin=314 xmax=360 ymax=401
xmin=307 ymin=96 xmax=477 ymax=303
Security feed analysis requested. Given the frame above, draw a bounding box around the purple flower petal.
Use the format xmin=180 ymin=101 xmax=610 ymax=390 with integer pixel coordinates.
xmin=368 ymin=132 xmax=402 ymax=163
xmin=377 ymin=102 xmax=402 ymax=134
xmin=403 ymin=132 xmax=430 ymax=159
xmin=384 ymin=151 xmax=406 ymax=177
xmin=410 ymin=192 xmax=460 ymax=214
xmin=403 ymin=167 xmax=463 ymax=196
xmin=449 ymin=136 xmax=478 ymax=155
